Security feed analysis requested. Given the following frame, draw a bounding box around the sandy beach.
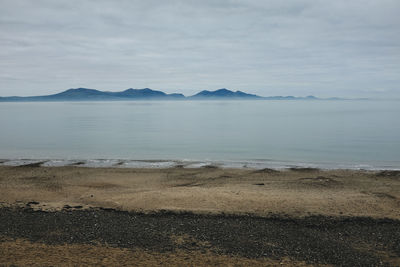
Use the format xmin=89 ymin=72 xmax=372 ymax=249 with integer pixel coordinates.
xmin=1 ymin=165 xmax=399 ymax=218
xmin=1 ymin=165 xmax=399 ymax=266
xmin=2 ymin=0 xmax=400 ymax=266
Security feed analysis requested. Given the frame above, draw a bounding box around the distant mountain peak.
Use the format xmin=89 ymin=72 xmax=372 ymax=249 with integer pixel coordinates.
xmin=306 ymin=95 xmax=317 ymax=99
xmin=55 ymin=88 xmax=105 ymax=97
xmin=215 ymin=88 xmax=230 ymax=92
xmin=67 ymin=87 xmax=97 ymax=91
xmin=191 ymin=88 xmax=260 ymax=99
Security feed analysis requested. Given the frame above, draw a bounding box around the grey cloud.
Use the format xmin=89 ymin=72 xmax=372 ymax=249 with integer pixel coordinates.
xmin=0 ymin=0 xmax=399 ymax=97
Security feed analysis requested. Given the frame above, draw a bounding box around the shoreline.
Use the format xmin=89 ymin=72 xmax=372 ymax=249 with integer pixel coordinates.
xmin=1 ymin=158 xmax=399 ymax=170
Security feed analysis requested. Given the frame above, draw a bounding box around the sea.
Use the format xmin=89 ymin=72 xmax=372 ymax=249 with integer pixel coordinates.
xmin=0 ymin=100 xmax=399 ymax=170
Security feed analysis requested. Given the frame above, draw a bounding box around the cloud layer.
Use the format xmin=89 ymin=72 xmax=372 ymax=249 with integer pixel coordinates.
xmin=1 ymin=0 xmax=399 ymax=97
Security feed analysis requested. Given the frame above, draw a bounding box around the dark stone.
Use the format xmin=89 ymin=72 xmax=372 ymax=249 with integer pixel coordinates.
xmin=0 ymin=207 xmax=398 ymax=266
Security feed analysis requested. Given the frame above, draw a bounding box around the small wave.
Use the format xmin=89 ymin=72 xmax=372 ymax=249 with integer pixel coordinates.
xmin=0 ymin=158 xmax=399 ymax=170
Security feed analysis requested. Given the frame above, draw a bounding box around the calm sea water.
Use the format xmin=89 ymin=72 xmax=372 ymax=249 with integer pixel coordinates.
xmin=0 ymin=100 xmax=399 ymax=169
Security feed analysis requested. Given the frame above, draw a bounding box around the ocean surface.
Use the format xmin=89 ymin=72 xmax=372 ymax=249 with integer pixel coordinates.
xmin=0 ymin=100 xmax=399 ymax=170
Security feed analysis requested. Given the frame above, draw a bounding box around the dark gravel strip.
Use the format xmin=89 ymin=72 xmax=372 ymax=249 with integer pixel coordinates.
xmin=0 ymin=207 xmax=399 ymax=266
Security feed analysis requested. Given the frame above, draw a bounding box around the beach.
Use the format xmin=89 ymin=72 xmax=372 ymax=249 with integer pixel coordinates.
xmin=0 ymin=165 xmax=399 ymax=266
xmin=2 ymin=0 xmax=400 ymax=266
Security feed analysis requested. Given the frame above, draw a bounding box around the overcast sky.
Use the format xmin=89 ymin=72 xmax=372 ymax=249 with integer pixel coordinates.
xmin=0 ymin=0 xmax=399 ymax=97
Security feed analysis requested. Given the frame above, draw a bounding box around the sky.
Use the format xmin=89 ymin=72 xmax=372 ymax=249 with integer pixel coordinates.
xmin=0 ymin=0 xmax=399 ymax=97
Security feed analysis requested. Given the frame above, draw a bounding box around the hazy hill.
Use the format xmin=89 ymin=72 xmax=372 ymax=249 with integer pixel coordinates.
xmin=0 ymin=88 xmax=328 ymax=101
xmin=0 ymin=88 xmax=185 ymax=101
xmin=190 ymin=88 xmax=261 ymax=99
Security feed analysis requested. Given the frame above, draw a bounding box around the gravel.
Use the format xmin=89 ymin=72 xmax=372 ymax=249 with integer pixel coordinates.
xmin=1 ymin=207 xmax=399 ymax=266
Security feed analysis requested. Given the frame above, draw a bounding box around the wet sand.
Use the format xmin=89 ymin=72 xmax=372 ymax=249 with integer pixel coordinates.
xmin=0 ymin=165 xmax=399 ymax=266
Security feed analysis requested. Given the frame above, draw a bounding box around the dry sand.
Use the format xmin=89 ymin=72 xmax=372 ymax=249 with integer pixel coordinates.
xmin=0 ymin=166 xmax=399 ymax=219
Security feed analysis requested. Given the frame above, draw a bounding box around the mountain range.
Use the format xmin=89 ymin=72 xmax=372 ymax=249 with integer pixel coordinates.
xmin=0 ymin=88 xmax=337 ymax=101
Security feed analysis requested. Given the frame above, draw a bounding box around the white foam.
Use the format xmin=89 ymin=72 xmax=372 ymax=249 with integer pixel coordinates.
xmin=184 ymin=162 xmax=215 ymax=168
xmin=118 ymin=160 xmax=177 ymax=168
xmin=41 ymin=159 xmax=79 ymax=167
xmin=76 ymin=159 xmax=122 ymax=168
